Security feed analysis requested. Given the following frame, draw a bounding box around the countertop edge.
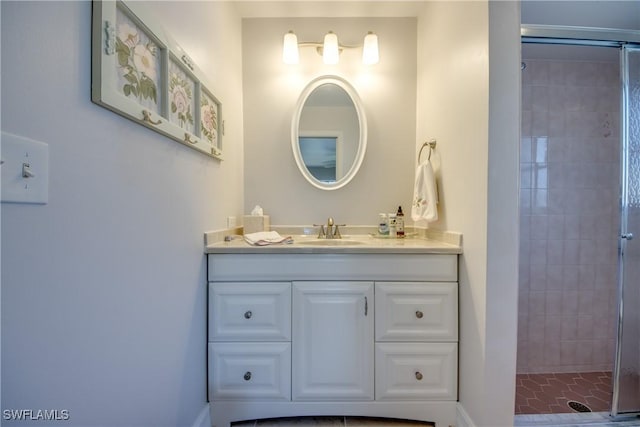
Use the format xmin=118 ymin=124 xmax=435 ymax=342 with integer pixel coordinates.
xmin=204 ymin=225 xmax=462 ymax=255
xmin=204 ymin=245 xmax=462 ymax=255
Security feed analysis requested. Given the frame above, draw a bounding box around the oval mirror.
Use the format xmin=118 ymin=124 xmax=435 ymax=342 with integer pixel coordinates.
xmin=291 ymin=76 xmax=367 ymax=190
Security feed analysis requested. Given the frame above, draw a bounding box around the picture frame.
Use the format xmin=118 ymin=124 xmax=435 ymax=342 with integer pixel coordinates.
xmin=91 ymin=0 xmax=223 ymax=159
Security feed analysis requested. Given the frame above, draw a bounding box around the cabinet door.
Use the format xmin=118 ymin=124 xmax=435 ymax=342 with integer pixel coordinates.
xmin=292 ymin=281 xmax=374 ymax=401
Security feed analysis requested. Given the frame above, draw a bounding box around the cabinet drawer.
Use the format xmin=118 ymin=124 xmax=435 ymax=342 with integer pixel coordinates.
xmin=209 ymin=342 xmax=291 ymax=401
xmin=375 ymin=343 xmax=457 ymax=401
xmin=375 ymin=282 xmax=457 ymax=342
xmin=209 ymin=282 xmax=291 ymax=341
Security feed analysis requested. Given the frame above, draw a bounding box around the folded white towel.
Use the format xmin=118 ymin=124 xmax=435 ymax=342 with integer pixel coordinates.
xmin=244 ymin=231 xmax=293 ymax=246
xmin=411 ymin=160 xmax=438 ymax=223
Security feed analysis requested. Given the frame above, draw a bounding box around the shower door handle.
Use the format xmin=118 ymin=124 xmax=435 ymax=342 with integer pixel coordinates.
xmin=621 ymin=233 xmax=634 ymax=240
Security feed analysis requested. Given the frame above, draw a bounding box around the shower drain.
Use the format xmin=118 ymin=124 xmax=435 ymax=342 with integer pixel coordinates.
xmin=567 ymin=401 xmax=592 ymax=413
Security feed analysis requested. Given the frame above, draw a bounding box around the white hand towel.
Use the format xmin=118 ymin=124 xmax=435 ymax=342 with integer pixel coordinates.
xmin=244 ymin=231 xmax=293 ymax=246
xmin=411 ymin=160 xmax=438 ymax=223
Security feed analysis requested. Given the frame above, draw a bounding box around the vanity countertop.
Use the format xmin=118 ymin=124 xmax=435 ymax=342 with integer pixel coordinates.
xmin=205 ymin=234 xmax=462 ymax=255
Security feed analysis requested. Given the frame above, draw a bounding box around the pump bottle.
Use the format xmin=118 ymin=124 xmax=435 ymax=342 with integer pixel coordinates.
xmin=396 ymin=206 xmax=405 ymax=238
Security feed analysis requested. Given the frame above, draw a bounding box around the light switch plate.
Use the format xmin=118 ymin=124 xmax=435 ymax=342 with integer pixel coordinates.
xmin=227 ymin=216 xmax=237 ymax=229
xmin=1 ymin=131 xmax=49 ymax=204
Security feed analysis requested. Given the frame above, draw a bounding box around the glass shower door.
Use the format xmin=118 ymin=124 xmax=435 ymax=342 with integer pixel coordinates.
xmin=612 ymin=45 xmax=640 ymax=417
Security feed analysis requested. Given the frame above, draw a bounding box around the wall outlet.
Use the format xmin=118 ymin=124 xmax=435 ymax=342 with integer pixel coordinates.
xmin=227 ymin=216 xmax=237 ymax=229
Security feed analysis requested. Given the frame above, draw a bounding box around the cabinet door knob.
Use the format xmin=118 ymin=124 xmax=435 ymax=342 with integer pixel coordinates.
xmin=244 ymin=310 xmax=252 ymax=319
xmin=244 ymin=371 xmax=252 ymax=381
xmin=415 ymin=310 xmax=424 ymax=319
xmin=415 ymin=371 xmax=423 ymax=380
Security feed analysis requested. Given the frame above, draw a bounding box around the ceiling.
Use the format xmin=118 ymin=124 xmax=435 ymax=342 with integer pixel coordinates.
xmin=232 ymin=1 xmax=427 ymax=18
xmin=231 ymin=0 xmax=640 ymax=62
xmin=231 ymin=0 xmax=640 ymax=26
xmin=521 ymin=0 xmax=640 ymax=62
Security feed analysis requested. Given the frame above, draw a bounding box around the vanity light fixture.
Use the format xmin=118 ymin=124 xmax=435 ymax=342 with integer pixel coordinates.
xmin=323 ymin=31 xmax=340 ymax=65
xmin=282 ymin=30 xmax=379 ymax=65
xmin=283 ymin=30 xmax=299 ymax=65
xmin=362 ymin=32 xmax=379 ymax=65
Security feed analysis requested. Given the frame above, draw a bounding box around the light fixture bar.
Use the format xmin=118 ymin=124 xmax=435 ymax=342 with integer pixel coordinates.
xmin=282 ymin=30 xmax=379 ymax=65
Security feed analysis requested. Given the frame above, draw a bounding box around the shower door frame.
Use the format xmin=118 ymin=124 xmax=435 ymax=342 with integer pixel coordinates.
xmin=521 ymin=24 xmax=640 ymax=419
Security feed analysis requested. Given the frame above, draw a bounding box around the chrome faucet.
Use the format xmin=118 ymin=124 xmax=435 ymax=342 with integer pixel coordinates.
xmin=326 ymin=217 xmax=335 ymax=238
xmin=314 ymin=217 xmax=344 ymax=239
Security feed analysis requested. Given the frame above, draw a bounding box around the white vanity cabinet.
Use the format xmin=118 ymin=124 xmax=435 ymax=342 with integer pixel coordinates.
xmin=207 ymin=252 xmax=459 ymax=427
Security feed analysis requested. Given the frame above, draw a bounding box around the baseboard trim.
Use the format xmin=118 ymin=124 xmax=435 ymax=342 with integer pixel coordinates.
xmin=197 ymin=400 xmax=468 ymax=427
xmin=192 ymin=403 xmax=211 ymax=427
xmin=456 ymin=403 xmax=477 ymax=427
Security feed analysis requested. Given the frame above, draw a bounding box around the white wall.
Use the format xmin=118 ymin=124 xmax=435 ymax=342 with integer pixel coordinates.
xmin=242 ymin=18 xmax=417 ymax=225
xmin=0 ymin=1 xmax=243 ymax=426
xmin=417 ymin=1 xmax=519 ymax=426
xmin=417 ymin=1 xmax=489 ymax=422
xmin=485 ymin=1 xmax=520 ymax=424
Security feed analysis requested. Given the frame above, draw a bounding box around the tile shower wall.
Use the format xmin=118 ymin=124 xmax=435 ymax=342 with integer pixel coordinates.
xmin=518 ymin=58 xmax=621 ymax=374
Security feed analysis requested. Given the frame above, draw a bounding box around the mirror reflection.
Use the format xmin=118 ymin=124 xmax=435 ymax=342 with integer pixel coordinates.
xmin=298 ymin=84 xmax=358 ymax=183
xmin=292 ymin=76 xmax=367 ymax=190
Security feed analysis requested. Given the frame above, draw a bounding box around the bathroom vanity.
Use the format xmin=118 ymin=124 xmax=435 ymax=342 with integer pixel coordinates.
xmin=205 ymin=234 xmax=461 ymax=427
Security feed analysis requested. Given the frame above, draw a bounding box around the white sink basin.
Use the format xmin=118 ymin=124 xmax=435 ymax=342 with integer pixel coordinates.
xmin=300 ymin=239 xmax=365 ymax=246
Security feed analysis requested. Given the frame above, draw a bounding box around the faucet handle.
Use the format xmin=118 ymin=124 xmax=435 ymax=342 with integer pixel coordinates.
xmin=334 ymin=224 xmax=346 ymax=239
xmin=313 ymin=224 xmax=326 ymax=238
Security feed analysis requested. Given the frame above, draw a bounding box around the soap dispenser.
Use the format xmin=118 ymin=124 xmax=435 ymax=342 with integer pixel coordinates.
xmin=396 ymin=206 xmax=405 ymax=238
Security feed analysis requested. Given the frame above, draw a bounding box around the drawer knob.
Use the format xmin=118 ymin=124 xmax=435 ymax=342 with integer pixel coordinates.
xmin=244 ymin=311 xmax=252 ymax=319
xmin=415 ymin=310 xmax=424 ymax=319
xmin=415 ymin=371 xmax=423 ymax=381
xmin=244 ymin=371 xmax=252 ymax=381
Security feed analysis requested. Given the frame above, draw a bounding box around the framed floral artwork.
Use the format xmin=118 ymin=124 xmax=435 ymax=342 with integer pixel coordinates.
xmin=91 ymin=1 xmax=223 ymax=159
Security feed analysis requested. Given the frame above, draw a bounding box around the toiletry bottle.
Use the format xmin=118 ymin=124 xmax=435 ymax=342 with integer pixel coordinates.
xmin=396 ymin=206 xmax=405 ymax=238
xmin=378 ymin=213 xmax=389 ymax=236
xmin=388 ymin=213 xmax=397 ymax=237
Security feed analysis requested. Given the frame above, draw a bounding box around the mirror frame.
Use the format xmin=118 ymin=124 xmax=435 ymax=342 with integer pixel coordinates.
xmin=291 ymin=75 xmax=367 ymax=190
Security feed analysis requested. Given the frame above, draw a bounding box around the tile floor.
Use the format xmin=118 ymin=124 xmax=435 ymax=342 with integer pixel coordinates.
xmin=232 ymin=417 xmax=433 ymax=426
xmin=515 ymin=372 xmax=612 ymax=415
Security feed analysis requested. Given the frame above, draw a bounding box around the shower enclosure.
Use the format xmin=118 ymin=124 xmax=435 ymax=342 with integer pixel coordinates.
xmin=516 ymin=25 xmax=640 ymax=418
xmin=615 ymin=45 xmax=640 ymax=417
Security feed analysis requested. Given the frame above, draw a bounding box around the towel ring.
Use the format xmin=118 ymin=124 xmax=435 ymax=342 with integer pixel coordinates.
xmin=418 ymin=139 xmax=437 ymax=164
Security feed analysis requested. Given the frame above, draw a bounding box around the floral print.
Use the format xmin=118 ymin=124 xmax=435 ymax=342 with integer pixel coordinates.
xmin=201 ymin=94 xmax=218 ymax=144
xmin=169 ymin=72 xmax=193 ymax=129
xmin=117 ymin=23 xmax=139 ymax=48
xmin=133 ymin=44 xmax=156 ymax=81
xmin=116 ymin=22 xmax=158 ymax=104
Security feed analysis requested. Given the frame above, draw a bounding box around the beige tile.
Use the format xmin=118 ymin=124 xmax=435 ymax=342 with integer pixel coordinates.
xmin=346 ymin=417 xmax=433 ymax=426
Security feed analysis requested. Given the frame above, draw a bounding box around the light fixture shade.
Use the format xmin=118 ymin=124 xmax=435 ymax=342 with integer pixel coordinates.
xmin=362 ymin=32 xmax=379 ymax=65
xmin=323 ymin=31 xmax=339 ymax=65
xmin=283 ymin=31 xmax=299 ymax=64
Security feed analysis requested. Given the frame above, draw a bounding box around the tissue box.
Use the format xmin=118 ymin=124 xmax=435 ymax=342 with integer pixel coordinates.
xmin=243 ymin=215 xmax=270 ymax=234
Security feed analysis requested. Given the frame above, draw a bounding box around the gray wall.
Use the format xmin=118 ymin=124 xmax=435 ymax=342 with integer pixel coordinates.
xmin=242 ymin=18 xmax=417 ymax=226
xmin=1 ymin=1 xmax=244 ymax=425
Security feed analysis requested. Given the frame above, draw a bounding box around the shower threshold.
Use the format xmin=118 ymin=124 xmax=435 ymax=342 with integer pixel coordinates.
xmin=514 ymin=412 xmax=640 ymax=427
